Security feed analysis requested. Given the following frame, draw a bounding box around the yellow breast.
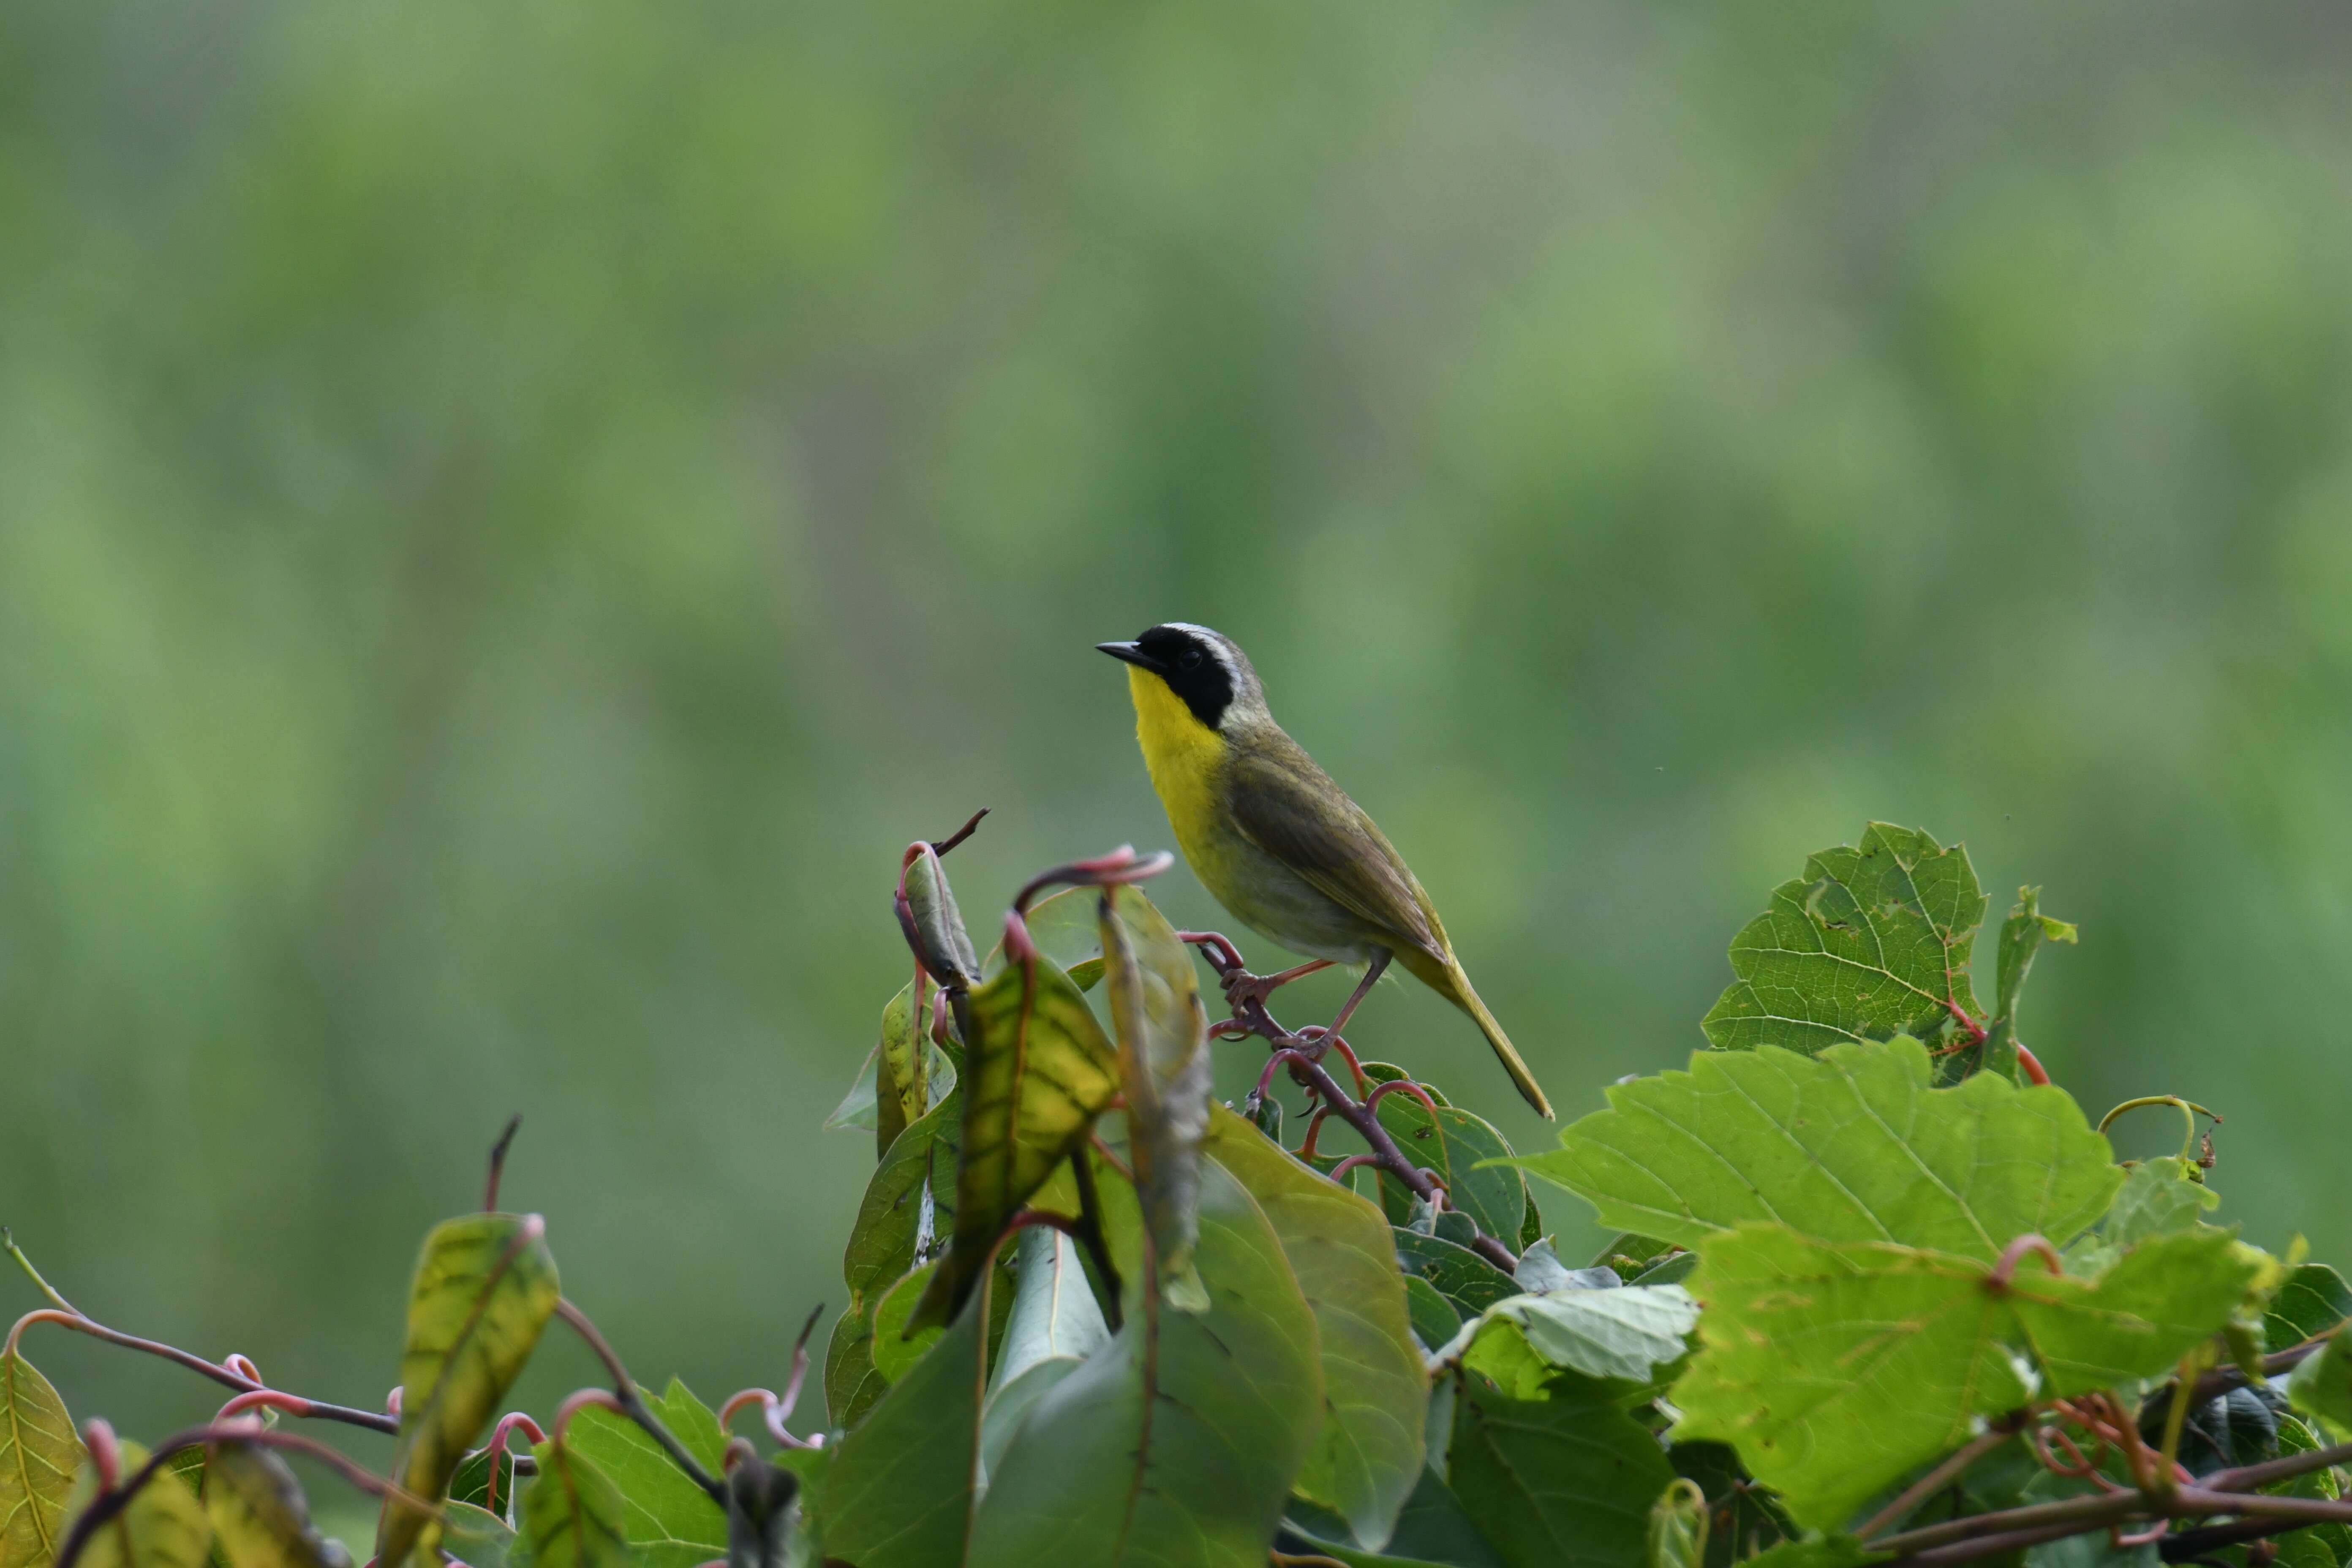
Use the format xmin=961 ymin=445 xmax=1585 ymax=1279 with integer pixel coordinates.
xmin=1127 ymin=665 xmax=1232 ymax=882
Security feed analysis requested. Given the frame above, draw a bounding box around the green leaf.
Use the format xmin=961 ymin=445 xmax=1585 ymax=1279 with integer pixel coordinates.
xmin=1729 ymin=1540 xmax=1878 ymax=1568
xmin=2068 ymin=1157 xmax=2219 ymax=1275
xmin=201 ymin=1441 xmax=351 ymax=1568
xmin=903 ymin=844 xmax=980 ymax=990
xmin=1700 ymin=824 xmax=1987 ymax=1058
xmin=1436 ymin=1286 xmax=1698 ymax=1386
xmin=1373 ymin=1099 xmax=1525 ymax=1249
xmin=1101 ymin=886 xmax=1213 ymax=1290
xmin=2265 ymin=1413 xmax=2352 ymax=1566
xmin=966 ymin=1157 xmax=1323 ymax=1568
xmin=562 ymin=1381 xmax=729 ymax=1568
xmin=821 ymin=1311 xmax=886 ymax=1432
xmin=1649 ymin=1479 xmax=1707 ymax=1568
xmin=1207 ymin=1108 xmax=1428 ymax=1551
xmin=2287 ymin=1324 xmax=2352 ymax=1432
xmin=871 ymin=1265 xmax=944 ymax=1382
xmin=985 ymin=887 xmax=1105 ymax=986
xmin=1995 ymin=887 xmax=2075 ymax=1025
xmin=2268 ymin=1265 xmax=2352 ymax=1355
xmin=1674 ymin=1224 xmax=2264 ymax=1530
xmin=2 ymin=1350 xmax=84 ymax=1568
xmin=911 ymin=947 xmax=1121 ymax=1330
xmin=820 ymin=1273 xmax=997 ymax=1568
xmin=74 ymin=1442 xmax=212 ymax=1568
xmin=992 ymin=1225 xmax=1111 ymax=1386
xmin=1404 ymin=1277 xmax=1463 ymax=1351
xmin=1446 ymin=1380 xmax=1672 ymax=1568
xmin=448 ymin=1445 xmax=516 ymax=1518
xmin=831 ymin=1088 xmax=963 ymax=1424
xmin=377 ymin=1214 xmax=561 ymax=1568
xmin=980 ymin=1227 xmax=1111 ymax=1481
xmin=1394 ymin=1231 xmax=1520 ymax=1322
xmin=438 ymin=1504 xmax=514 ymax=1568
xmin=1284 ymin=1470 xmax=1511 ymax=1568
xmin=1668 ymin=1442 xmax=1796 ymax=1567
xmin=520 ymin=1438 xmax=629 ymax=1568
xmin=1506 ymin=1038 xmax=2120 ymax=1260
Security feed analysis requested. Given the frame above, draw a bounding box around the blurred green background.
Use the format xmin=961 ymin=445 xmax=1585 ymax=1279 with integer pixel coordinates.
xmin=6 ymin=0 xmax=2352 ymax=1470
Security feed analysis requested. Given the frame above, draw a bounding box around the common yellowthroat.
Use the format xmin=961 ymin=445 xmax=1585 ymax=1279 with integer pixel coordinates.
xmin=1099 ymin=623 xmax=1552 ymax=1117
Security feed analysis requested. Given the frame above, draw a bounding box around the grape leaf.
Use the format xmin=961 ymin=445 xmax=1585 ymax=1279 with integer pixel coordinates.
xmin=1432 ymin=1285 xmax=1698 ymax=1386
xmin=520 ymin=1437 xmax=628 ymax=1568
xmin=2268 ymin=1265 xmax=2352 ymax=1355
xmin=2 ymin=1350 xmax=83 ymax=1568
xmin=562 ymin=1381 xmax=729 ymax=1568
xmin=910 ymin=948 xmax=1120 ymax=1330
xmin=1206 ymin=1108 xmax=1427 ymax=1551
xmin=377 ymin=1214 xmax=560 ymax=1568
xmin=1701 ymin=825 xmax=1987 ymax=1057
xmin=1101 ymin=886 xmax=1213 ymax=1293
xmin=2068 ymin=1157 xmax=2218 ymax=1275
xmin=965 ymin=1158 xmax=1323 ymax=1568
xmin=1504 ymin=1038 xmax=2119 ymax=1260
xmin=437 ymin=1503 xmax=513 ymax=1568
xmin=1675 ymin=1224 xmax=2265 ymax=1530
xmin=1446 ymin=1380 xmax=1671 ymax=1568
xmin=2286 ymin=1325 xmax=2352 ymax=1433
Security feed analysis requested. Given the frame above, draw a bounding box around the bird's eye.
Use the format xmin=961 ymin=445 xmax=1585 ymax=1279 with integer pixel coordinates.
xmin=1178 ymin=648 xmax=1204 ymax=670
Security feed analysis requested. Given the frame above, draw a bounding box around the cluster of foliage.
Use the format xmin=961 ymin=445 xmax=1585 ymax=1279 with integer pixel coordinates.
xmin=7 ymin=819 xmax=2352 ymax=1568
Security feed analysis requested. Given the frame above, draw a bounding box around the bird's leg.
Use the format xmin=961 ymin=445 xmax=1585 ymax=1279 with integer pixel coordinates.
xmin=1221 ymin=958 xmax=1333 ymax=1015
xmin=1293 ymin=952 xmax=1389 ymax=1055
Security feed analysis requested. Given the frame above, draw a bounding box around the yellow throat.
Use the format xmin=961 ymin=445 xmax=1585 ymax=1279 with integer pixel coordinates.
xmin=1127 ymin=664 xmax=1228 ymax=876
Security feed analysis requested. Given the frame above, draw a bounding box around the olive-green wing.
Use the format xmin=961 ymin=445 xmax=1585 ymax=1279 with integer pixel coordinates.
xmin=1224 ymin=740 xmax=1444 ymax=960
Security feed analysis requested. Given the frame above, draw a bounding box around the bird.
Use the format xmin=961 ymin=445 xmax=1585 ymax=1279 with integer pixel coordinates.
xmin=1098 ymin=623 xmax=1552 ymax=1118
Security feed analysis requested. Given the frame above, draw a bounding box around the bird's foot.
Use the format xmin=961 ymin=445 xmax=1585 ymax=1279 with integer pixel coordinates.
xmin=1219 ymin=959 xmax=1333 ymax=1018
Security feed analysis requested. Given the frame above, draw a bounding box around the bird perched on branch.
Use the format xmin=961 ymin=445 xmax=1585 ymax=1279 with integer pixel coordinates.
xmin=1098 ymin=623 xmax=1552 ymax=1118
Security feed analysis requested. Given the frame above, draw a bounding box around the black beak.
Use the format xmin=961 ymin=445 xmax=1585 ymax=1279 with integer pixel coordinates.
xmin=1097 ymin=641 xmax=1164 ymax=673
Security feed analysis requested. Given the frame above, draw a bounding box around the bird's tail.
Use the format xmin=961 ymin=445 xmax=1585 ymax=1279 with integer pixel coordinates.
xmin=1394 ymin=946 xmax=1554 ymax=1119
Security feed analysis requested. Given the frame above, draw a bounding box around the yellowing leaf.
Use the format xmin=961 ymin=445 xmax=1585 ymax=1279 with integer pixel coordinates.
xmin=910 ymin=950 xmax=1119 ymax=1330
xmin=2 ymin=1350 xmax=84 ymax=1568
xmin=376 ymin=1214 xmax=561 ymax=1568
xmin=202 ymin=1441 xmax=352 ymax=1568
xmin=74 ymin=1442 xmax=211 ymax=1568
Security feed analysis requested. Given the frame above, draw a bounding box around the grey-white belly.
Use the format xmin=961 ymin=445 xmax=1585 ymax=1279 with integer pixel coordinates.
xmin=1217 ymin=849 xmax=1385 ymax=965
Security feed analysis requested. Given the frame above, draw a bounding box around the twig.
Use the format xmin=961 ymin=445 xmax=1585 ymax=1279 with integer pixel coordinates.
xmin=4 ymin=1308 xmax=397 ymax=1435
xmin=485 ymin=1116 xmax=523 ymax=1212
xmin=1858 ymin=1418 xmax=2028 ymax=1539
xmin=54 ymin=1423 xmax=433 ymax=1568
xmin=553 ymin=1298 xmax=726 ymax=1505
xmin=2203 ymin=1437 xmax=2352 ymax=1496
xmin=930 ymin=808 xmax=989 ymax=856
xmin=1184 ymin=930 xmax=1519 ymax=1271
xmin=4 ymin=1230 xmax=79 ymax=1313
